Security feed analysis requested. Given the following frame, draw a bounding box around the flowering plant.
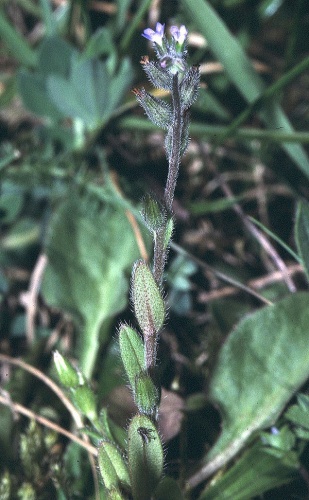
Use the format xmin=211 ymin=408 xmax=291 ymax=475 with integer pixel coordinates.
xmin=53 ymin=23 xmax=199 ymax=500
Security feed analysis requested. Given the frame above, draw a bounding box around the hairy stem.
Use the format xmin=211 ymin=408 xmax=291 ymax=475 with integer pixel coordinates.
xmin=153 ymin=74 xmax=183 ymax=287
xmin=164 ymin=74 xmax=182 ymax=212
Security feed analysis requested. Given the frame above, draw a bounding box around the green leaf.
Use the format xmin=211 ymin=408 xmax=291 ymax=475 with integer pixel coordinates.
xmin=189 ymin=292 xmax=309 ymax=488
xmin=285 ymin=404 xmax=309 ymax=431
xmin=182 ymin=0 xmax=309 ymax=177
xmin=0 ymin=10 xmax=37 ymax=67
xmin=131 ymin=260 xmax=165 ymax=336
xmin=199 ymin=441 xmax=298 ymax=500
xmin=42 ymin=193 xmax=142 ymax=378
xmin=134 ymin=372 xmax=159 ymax=417
xmin=154 ymin=477 xmax=184 ymax=500
xmin=295 ymin=200 xmax=309 ymax=282
xmin=18 ymin=71 xmax=64 ymax=120
xmin=38 ymin=36 xmax=76 ymax=78
xmin=119 ymin=324 xmax=145 ymax=390
xmin=128 ymin=415 xmax=163 ymax=500
xmin=97 ymin=441 xmax=130 ymax=492
xmin=83 ymin=27 xmax=115 ymax=59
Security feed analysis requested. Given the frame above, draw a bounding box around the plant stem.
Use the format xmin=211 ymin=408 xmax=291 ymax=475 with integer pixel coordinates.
xmin=153 ymin=74 xmax=183 ymax=287
xmin=164 ymin=74 xmax=182 ymax=212
xmin=153 ymin=227 xmax=167 ymax=287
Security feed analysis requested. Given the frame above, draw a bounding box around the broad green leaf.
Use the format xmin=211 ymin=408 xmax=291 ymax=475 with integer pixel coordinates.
xmin=47 ymin=74 xmax=96 ymax=128
xmin=38 ymin=36 xmax=76 ymax=78
xmin=199 ymin=441 xmax=298 ymax=499
xmin=181 ymin=0 xmax=309 ymax=178
xmin=18 ymin=71 xmax=64 ymax=120
xmin=295 ymin=200 xmax=309 ymax=282
xmin=42 ymin=193 xmax=142 ymax=378
xmin=188 ymin=292 xmax=309 ymax=488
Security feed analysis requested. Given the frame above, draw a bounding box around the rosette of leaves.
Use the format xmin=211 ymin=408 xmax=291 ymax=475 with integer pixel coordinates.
xmin=18 ymin=35 xmax=133 ymax=141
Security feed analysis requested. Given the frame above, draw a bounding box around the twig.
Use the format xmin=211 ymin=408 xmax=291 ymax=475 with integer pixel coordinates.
xmin=198 ymin=263 xmax=303 ymax=303
xmin=0 ymin=392 xmax=97 ymax=456
xmin=171 ymin=241 xmax=273 ymax=305
xmin=19 ymin=253 xmax=48 ymax=345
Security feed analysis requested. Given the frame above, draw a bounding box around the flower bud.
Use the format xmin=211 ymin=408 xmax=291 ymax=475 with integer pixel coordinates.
xmin=71 ymin=384 xmax=97 ymax=422
xmin=53 ymin=351 xmax=80 ymax=388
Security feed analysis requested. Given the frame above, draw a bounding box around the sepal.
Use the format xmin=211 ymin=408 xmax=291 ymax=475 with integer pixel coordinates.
xmin=141 ymin=56 xmax=173 ymax=91
xmin=164 ymin=217 xmax=174 ymax=249
xmin=133 ymin=87 xmax=172 ymax=129
xmin=180 ymin=65 xmax=200 ymax=111
xmin=71 ymin=384 xmax=97 ymax=422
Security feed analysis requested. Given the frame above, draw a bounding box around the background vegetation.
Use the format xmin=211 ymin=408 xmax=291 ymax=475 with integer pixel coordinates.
xmin=1 ymin=0 xmax=309 ymax=498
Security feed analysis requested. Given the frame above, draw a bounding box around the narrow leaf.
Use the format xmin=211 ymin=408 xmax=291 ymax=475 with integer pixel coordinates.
xmin=131 ymin=260 xmax=165 ymax=337
xmin=295 ymin=200 xmax=309 ymax=282
xmin=119 ymin=324 xmax=145 ymax=389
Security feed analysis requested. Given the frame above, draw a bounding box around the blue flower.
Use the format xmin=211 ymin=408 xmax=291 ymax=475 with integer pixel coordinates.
xmin=142 ymin=22 xmax=165 ymax=46
xmin=170 ymin=25 xmax=188 ymax=45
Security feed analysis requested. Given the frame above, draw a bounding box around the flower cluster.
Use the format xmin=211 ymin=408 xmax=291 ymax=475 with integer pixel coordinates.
xmin=136 ymin=23 xmax=200 ymax=138
xmin=142 ymin=22 xmax=189 ymax=75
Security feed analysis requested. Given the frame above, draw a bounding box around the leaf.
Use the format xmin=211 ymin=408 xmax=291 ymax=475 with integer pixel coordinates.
xmin=199 ymin=441 xmax=298 ymax=500
xmin=38 ymin=36 xmax=76 ymax=78
xmin=189 ymin=292 xmax=309 ymax=487
xmin=42 ymin=193 xmax=142 ymax=378
xmin=295 ymin=200 xmax=309 ymax=282
xmin=128 ymin=415 xmax=163 ymax=500
xmin=18 ymin=71 xmax=64 ymax=120
xmin=83 ymin=27 xmax=115 ymax=59
xmin=182 ymin=0 xmax=309 ymax=178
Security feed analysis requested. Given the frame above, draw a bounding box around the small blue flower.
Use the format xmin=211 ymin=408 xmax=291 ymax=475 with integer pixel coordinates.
xmin=170 ymin=25 xmax=188 ymax=45
xmin=142 ymin=22 xmax=165 ymax=46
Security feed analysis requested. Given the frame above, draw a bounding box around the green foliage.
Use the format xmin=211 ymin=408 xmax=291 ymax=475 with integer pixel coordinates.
xmin=97 ymin=441 xmax=130 ymax=493
xmin=131 ymin=260 xmax=165 ymax=338
xmin=128 ymin=415 xmax=164 ymax=500
xmin=181 ymin=0 xmax=309 ymax=178
xmin=1 ymin=1 xmax=309 ymax=499
xmin=295 ymin=200 xmax=309 ymax=282
xmin=203 ymin=293 xmax=309 ymax=475
xmin=42 ymin=193 xmax=142 ymax=377
xmin=18 ymin=34 xmax=133 ymax=147
xmin=118 ymin=325 xmax=145 ymax=389
xmin=199 ymin=440 xmax=298 ymax=499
